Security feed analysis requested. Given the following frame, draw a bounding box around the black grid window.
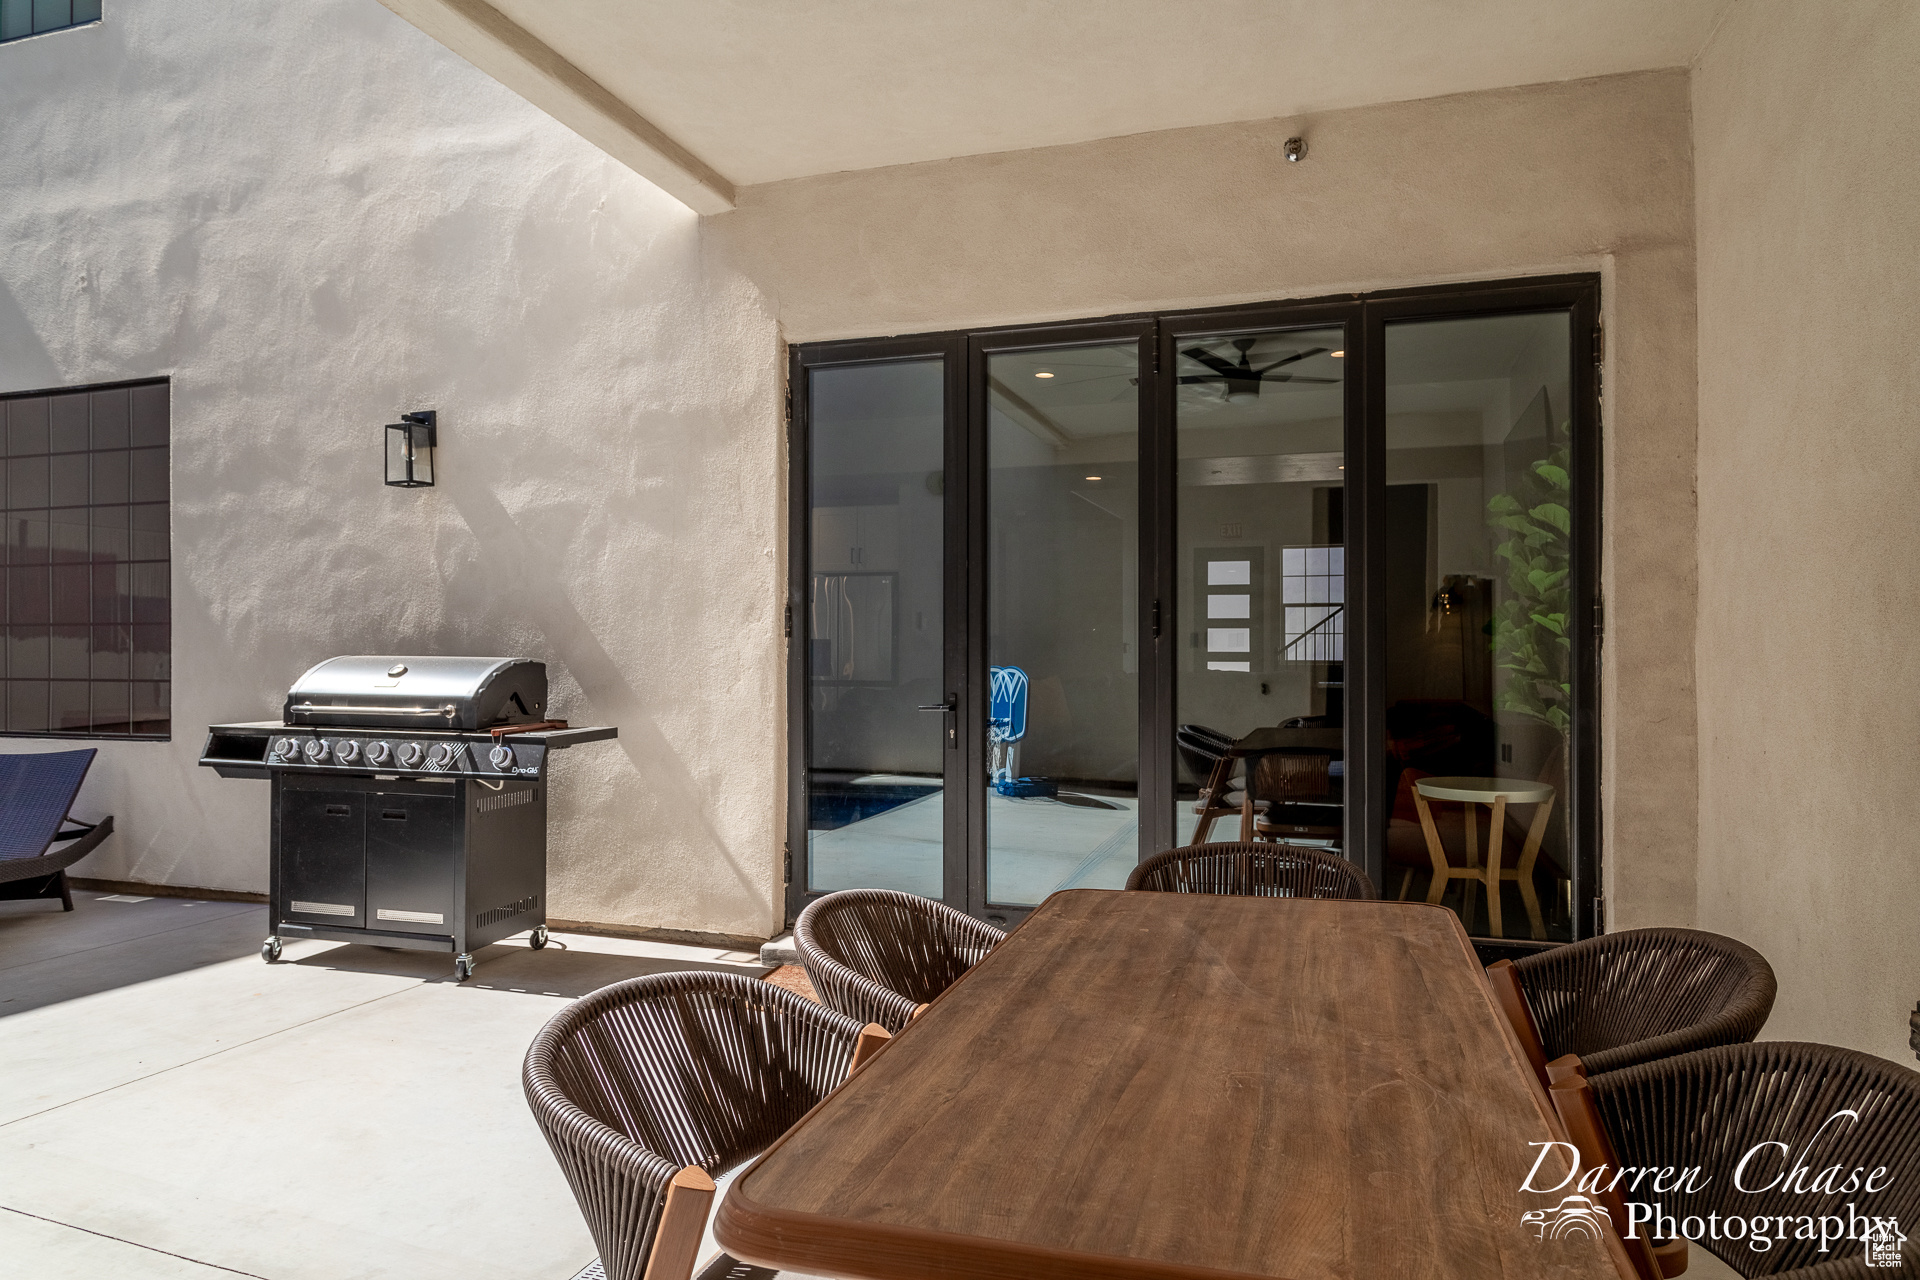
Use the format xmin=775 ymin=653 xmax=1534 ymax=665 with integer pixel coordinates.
xmin=0 ymin=0 xmax=100 ymax=43
xmin=2 ymin=380 xmax=169 ymax=738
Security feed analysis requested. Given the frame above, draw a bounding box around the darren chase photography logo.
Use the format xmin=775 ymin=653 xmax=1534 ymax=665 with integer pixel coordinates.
xmin=1521 ymin=1108 xmax=1904 ymax=1266
xmin=1522 ymin=1195 xmax=1612 ymax=1241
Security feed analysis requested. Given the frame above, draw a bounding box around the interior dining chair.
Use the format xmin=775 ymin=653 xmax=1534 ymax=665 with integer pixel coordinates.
xmin=1487 ymin=927 xmax=1776 ymax=1086
xmin=795 ymin=889 xmax=1007 ymax=1033
xmin=1247 ymin=751 xmax=1341 ymax=843
xmin=1125 ymin=842 xmax=1375 ymax=900
xmin=1179 ymin=723 xmax=1254 ymax=843
xmin=1550 ymin=1042 xmax=1920 ymax=1279
xmin=524 ymin=970 xmax=889 ymax=1280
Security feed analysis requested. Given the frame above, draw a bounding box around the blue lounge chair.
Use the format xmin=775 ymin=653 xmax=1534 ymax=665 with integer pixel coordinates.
xmin=0 ymin=750 xmax=114 ymax=912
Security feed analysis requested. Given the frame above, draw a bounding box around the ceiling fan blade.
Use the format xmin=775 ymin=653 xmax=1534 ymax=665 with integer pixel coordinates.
xmin=1177 ymin=374 xmax=1227 ymax=384
xmin=1180 ymin=347 xmax=1241 ymax=377
xmin=1253 ymin=346 xmax=1329 ymax=375
xmin=1262 ymin=373 xmax=1341 ymax=384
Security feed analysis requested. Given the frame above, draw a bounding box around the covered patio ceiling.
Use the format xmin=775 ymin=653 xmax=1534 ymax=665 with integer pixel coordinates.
xmin=377 ymin=0 xmax=1733 ymax=213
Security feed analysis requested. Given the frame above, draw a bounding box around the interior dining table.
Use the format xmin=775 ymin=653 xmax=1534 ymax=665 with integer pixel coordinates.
xmin=714 ymin=889 xmax=1635 ymax=1280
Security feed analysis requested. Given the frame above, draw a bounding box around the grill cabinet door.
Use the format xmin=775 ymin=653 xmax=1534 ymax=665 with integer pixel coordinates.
xmin=280 ymin=790 xmax=367 ymax=926
xmin=366 ymin=790 xmax=460 ymax=936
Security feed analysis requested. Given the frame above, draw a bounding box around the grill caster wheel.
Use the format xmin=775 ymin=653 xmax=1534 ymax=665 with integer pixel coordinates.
xmin=454 ymin=954 xmax=474 ymax=982
xmin=529 ymin=925 xmax=549 ymax=951
xmin=261 ymin=937 xmax=282 ymax=963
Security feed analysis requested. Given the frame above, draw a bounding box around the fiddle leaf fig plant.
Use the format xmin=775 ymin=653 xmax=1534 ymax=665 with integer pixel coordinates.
xmin=1487 ymin=441 xmax=1573 ymax=734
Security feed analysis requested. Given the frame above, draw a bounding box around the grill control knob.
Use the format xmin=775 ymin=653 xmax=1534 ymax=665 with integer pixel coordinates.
xmin=334 ymin=739 xmax=360 ymax=764
xmin=396 ymin=742 xmax=424 ymax=769
xmin=303 ymin=739 xmax=330 ymax=763
xmin=428 ymin=742 xmax=456 ymax=768
xmin=273 ymin=737 xmax=300 ymax=759
xmin=488 ymin=745 xmax=515 ymax=771
xmin=363 ymin=741 xmax=390 ymax=766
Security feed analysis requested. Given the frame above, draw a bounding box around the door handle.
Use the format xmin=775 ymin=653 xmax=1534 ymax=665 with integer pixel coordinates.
xmin=917 ymin=697 xmax=958 ymax=745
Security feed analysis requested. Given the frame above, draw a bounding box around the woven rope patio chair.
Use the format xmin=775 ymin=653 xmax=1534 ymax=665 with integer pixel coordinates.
xmin=0 ymin=749 xmax=114 ymax=913
xmin=1551 ymin=1042 xmax=1920 ymax=1280
xmin=524 ymin=970 xmax=882 ymax=1280
xmin=1124 ymin=842 xmax=1375 ymax=900
xmin=794 ymin=889 xmax=1006 ymax=1033
xmin=1489 ymin=927 xmax=1775 ymax=1082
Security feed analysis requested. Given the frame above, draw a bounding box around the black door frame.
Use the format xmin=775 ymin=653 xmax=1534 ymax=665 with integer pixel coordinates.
xmin=1357 ymin=276 xmax=1603 ymax=938
xmin=965 ymin=317 xmax=1156 ymax=921
xmin=785 ymin=333 xmax=968 ymax=928
xmin=786 ymin=273 xmax=1602 ymax=938
xmin=1153 ymin=299 xmax=1368 ymax=871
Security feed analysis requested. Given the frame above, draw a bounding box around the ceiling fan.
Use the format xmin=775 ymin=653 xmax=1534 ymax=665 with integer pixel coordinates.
xmin=1180 ymin=338 xmax=1337 ymax=402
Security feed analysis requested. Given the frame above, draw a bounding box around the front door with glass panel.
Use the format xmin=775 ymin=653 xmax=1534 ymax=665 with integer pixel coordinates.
xmin=790 ymin=278 xmax=1598 ymax=939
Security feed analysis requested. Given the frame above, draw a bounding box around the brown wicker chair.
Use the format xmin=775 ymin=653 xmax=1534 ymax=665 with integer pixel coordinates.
xmin=1125 ymin=842 xmax=1375 ymax=900
xmin=524 ymin=971 xmax=868 ymax=1280
xmin=794 ymin=889 xmax=1005 ymax=1033
xmin=1503 ymin=927 xmax=1776 ymax=1076
xmin=1553 ymin=1042 xmax=1920 ymax=1279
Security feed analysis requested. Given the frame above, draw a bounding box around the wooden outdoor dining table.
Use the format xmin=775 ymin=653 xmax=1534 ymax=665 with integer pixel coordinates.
xmin=715 ymin=890 xmax=1634 ymax=1280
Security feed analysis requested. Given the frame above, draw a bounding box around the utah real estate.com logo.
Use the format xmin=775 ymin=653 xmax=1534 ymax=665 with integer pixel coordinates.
xmin=1521 ymin=1108 xmax=1906 ymax=1267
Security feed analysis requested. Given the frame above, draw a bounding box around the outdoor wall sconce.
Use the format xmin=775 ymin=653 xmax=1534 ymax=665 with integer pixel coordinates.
xmin=1283 ymin=137 xmax=1308 ymax=162
xmin=384 ymin=410 xmax=436 ymax=488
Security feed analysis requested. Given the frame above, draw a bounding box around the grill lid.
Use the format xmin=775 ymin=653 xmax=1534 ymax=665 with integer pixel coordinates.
xmin=283 ymin=656 xmax=546 ymax=731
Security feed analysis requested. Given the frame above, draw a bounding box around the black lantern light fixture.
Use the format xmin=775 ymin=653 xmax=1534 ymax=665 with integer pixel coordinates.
xmin=384 ymin=410 xmax=436 ymax=488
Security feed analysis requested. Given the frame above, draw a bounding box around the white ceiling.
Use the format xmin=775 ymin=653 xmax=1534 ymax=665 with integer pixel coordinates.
xmin=482 ymin=0 xmax=1733 ymax=187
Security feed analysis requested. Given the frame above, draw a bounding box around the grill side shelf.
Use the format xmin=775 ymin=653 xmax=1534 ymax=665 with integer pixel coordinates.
xmin=200 ymin=726 xmax=274 ymax=779
xmin=516 ymin=726 xmax=617 ymax=749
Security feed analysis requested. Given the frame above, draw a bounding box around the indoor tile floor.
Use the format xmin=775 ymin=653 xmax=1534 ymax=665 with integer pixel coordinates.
xmin=0 ymin=889 xmax=770 ymax=1280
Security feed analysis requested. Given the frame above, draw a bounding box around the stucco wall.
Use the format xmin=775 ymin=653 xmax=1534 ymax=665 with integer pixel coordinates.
xmin=2 ymin=5 xmax=1703 ymax=944
xmin=711 ymin=69 xmax=1703 ymax=932
xmin=0 ymin=0 xmax=786 ymax=940
xmin=1693 ymin=0 xmax=1920 ymax=1061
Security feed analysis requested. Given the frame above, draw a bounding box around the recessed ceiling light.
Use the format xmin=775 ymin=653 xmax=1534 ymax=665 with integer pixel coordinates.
xmin=1085 ymin=475 xmax=1102 ymax=481
xmin=1338 ymin=465 xmax=1345 ymax=470
xmin=1034 ymin=370 xmax=1055 ymax=378
xmin=1331 ymin=350 xmax=1345 ymax=358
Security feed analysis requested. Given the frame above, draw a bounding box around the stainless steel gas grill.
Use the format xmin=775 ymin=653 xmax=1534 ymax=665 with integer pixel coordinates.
xmin=200 ymin=656 xmax=615 ymax=981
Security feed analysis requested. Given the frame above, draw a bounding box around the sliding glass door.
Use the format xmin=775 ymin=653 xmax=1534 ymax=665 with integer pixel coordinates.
xmin=789 ymin=278 xmax=1599 ymax=939
xmin=1376 ymin=309 xmax=1584 ymax=940
xmin=792 ymin=338 xmax=966 ymax=908
xmin=980 ymin=335 xmax=1145 ymax=905
xmin=1170 ymin=325 xmax=1348 ymax=848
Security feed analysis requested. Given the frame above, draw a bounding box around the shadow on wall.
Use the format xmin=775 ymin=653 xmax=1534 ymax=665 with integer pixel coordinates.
xmin=0 ymin=279 xmax=61 ymax=390
xmin=443 ymin=478 xmax=759 ymax=905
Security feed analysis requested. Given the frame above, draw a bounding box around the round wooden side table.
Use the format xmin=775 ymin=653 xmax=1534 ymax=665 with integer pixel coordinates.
xmin=1411 ymin=776 xmax=1556 ymax=940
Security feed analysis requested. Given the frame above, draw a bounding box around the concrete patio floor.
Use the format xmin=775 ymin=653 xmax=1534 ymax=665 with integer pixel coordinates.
xmin=1 ymin=888 xmax=1746 ymax=1280
xmin=0 ymin=889 xmax=771 ymax=1280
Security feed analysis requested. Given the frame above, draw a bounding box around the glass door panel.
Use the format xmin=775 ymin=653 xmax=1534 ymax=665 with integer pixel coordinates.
xmin=1174 ymin=329 xmax=1348 ymax=846
xmin=985 ymin=344 xmax=1139 ymax=904
xmin=804 ymin=360 xmax=948 ymax=897
xmin=1381 ymin=311 xmax=1575 ymax=941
